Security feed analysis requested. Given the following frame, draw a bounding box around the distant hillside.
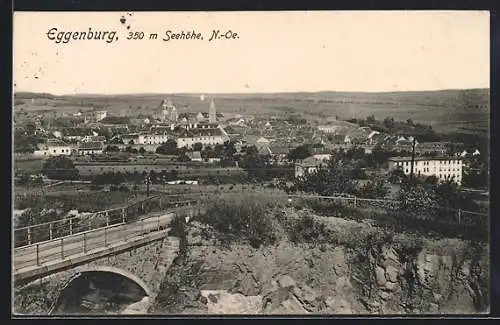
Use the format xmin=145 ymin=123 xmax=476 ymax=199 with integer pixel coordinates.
xmin=13 ymin=89 xmax=490 ymax=134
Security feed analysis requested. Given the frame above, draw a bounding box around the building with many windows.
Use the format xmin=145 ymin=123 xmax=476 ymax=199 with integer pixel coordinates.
xmin=33 ymin=140 xmax=72 ymax=157
xmin=77 ymin=141 xmax=104 ymax=156
xmin=137 ymin=133 xmax=169 ymax=145
xmin=388 ymin=156 xmax=464 ymax=185
xmin=176 ymin=127 xmax=228 ymax=149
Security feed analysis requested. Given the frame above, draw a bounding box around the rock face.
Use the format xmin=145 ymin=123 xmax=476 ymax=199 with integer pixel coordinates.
xmin=150 ymin=215 xmax=489 ymax=315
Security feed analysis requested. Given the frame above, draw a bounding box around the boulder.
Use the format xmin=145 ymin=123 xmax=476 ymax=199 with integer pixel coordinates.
xmin=293 ymin=284 xmax=318 ymax=310
xmin=231 ymin=275 xmax=261 ymax=296
xmin=207 ymin=293 xmax=218 ymax=303
xmin=375 ymin=266 xmax=387 ymax=286
xmin=278 ymin=275 xmax=297 ymax=288
xmin=324 ymin=297 xmax=353 ymax=314
xmin=379 ymin=291 xmax=392 ymax=301
xmin=385 ymin=265 xmax=399 ymax=283
xmin=382 ymin=246 xmax=400 ymax=264
xmin=429 ymin=303 xmax=439 ymax=313
xmin=384 ymin=281 xmax=398 ymax=291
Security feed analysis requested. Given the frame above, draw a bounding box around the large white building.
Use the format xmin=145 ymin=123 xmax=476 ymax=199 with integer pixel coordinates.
xmin=138 ymin=133 xmax=169 ymax=145
xmin=33 ymin=143 xmax=72 ymax=157
xmin=177 ymin=126 xmax=228 ymax=149
xmin=388 ymin=156 xmax=464 ymax=185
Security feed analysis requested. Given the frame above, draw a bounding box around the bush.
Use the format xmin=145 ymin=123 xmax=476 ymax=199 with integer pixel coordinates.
xmin=288 ymin=215 xmax=329 ymax=244
xmin=198 ymin=194 xmax=281 ymax=248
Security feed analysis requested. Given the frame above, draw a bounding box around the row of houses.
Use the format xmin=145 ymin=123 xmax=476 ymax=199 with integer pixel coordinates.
xmin=118 ymin=122 xmax=229 ymax=148
xmin=33 ymin=139 xmax=104 ymax=157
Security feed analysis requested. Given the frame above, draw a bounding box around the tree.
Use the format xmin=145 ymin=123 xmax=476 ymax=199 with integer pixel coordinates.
xmin=287 ymin=145 xmax=312 ymax=162
xmin=223 ymin=141 xmax=237 ymax=158
xmin=156 ymin=139 xmax=178 ymax=155
xmin=177 ymin=154 xmax=191 ymax=162
xmin=25 ymin=124 xmax=37 ymax=136
xmin=396 ymin=183 xmax=439 ymax=221
xmin=383 ymin=117 xmax=395 ymax=130
xmin=240 ymin=153 xmax=273 ymax=181
xmin=105 ymin=145 xmax=120 ymax=152
xmin=366 ymin=115 xmax=376 ymax=124
xmin=139 ymin=147 xmax=146 ymax=154
xmin=357 ymin=179 xmax=390 ymax=199
xmin=41 ymin=156 xmax=79 ymax=180
xmin=193 ymin=142 xmax=203 ymax=152
xmin=294 ymin=159 xmax=358 ymax=196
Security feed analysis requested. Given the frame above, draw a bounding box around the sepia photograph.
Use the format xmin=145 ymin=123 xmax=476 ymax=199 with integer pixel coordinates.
xmin=12 ymin=11 xmax=490 ymax=315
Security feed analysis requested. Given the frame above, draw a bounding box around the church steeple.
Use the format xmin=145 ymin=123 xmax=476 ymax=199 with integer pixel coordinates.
xmin=209 ymin=99 xmax=216 ymax=123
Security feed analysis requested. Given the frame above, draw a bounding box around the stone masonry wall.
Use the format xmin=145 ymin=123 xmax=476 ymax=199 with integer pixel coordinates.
xmin=13 ymin=236 xmax=179 ymax=315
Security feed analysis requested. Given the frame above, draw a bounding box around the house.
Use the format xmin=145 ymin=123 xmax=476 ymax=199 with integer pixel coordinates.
xmin=367 ymin=131 xmax=380 ymax=144
xmin=138 ymin=133 xmax=169 ymax=145
xmin=176 ymin=127 xmax=228 ymax=149
xmin=196 ymin=112 xmax=205 ymax=122
xmin=255 ymin=137 xmax=271 ymax=150
xmin=110 ymin=126 xmax=130 ymax=136
xmin=33 ymin=140 xmax=72 ymax=157
xmin=257 ymin=146 xmax=272 ymax=156
xmin=77 ymin=141 xmax=104 ymax=156
xmin=52 ymin=131 xmax=62 ymax=138
xmin=121 ymin=134 xmax=140 ymax=145
xmin=81 ymin=135 xmax=106 ymax=143
xmin=187 ymin=151 xmax=203 ymax=162
xmin=95 ymin=111 xmax=107 ymax=122
xmin=295 ymin=156 xmax=329 ymax=178
xmin=187 ymin=122 xmax=220 ymax=130
xmin=61 ymin=127 xmax=95 ymax=141
xmin=268 ymin=145 xmax=291 ymax=165
xmin=317 ymin=125 xmax=342 ymax=134
xmin=388 ymin=156 xmax=464 ymax=185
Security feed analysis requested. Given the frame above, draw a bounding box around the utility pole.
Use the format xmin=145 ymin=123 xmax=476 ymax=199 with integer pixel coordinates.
xmin=409 ymin=136 xmax=416 ymax=184
xmin=145 ymin=172 xmax=152 ymax=197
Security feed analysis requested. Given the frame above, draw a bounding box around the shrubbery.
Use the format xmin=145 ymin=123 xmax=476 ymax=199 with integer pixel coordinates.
xmin=198 ymin=194 xmax=281 ymax=248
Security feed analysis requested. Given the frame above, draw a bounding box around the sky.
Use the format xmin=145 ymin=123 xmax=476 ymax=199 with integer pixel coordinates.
xmin=13 ymin=11 xmax=490 ymax=95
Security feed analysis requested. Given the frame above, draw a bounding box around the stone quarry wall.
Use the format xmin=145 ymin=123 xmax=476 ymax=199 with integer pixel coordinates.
xmin=13 ymin=236 xmax=179 ymax=315
xmin=151 ymin=220 xmax=489 ymax=315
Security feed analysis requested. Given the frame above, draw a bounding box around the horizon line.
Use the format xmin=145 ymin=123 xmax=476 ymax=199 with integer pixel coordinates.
xmin=13 ymin=87 xmax=491 ymax=97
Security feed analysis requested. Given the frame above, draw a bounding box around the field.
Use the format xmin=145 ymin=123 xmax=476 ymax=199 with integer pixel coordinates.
xmin=74 ymin=164 xmax=247 ymax=178
xmin=14 ymin=158 xmax=45 ymax=175
xmin=14 ymin=89 xmax=490 ymax=134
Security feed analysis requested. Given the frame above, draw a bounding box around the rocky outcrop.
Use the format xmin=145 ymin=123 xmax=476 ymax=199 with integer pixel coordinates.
xmin=152 ymin=214 xmax=489 ymax=315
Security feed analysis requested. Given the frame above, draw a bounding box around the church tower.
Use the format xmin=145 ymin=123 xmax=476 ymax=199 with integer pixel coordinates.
xmin=209 ymin=98 xmax=217 ymax=123
xmin=161 ymin=99 xmax=169 ymax=123
xmin=170 ymin=105 xmax=178 ymax=123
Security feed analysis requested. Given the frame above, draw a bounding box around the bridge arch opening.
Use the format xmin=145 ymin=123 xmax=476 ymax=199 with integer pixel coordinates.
xmin=50 ymin=266 xmax=152 ymax=315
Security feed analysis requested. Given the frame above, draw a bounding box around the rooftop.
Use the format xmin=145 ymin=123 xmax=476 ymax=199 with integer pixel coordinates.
xmin=78 ymin=141 xmax=104 ymax=150
xmin=179 ymin=128 xmax=224 ymax=138
xmin=389 ymin=156 xmax=464 ymax=162
xmin=296 ymin=156 xmax=329 ymax=167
